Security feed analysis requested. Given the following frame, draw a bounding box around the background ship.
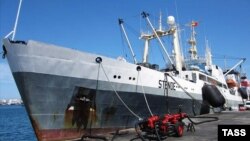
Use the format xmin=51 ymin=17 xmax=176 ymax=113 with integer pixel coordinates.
xmin=2 ymin=1 xmax=249 ymax=141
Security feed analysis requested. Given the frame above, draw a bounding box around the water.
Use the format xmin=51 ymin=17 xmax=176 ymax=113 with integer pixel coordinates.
xmin=0 ymin=105 xmax=37 ymax=141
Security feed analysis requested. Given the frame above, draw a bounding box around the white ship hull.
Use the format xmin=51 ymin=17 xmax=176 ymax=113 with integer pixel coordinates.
xmin=3 ymin=39 xmax=243 ymax=140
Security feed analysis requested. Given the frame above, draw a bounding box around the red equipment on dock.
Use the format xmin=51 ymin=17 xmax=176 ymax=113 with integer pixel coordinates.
xmin=136 ymin=112 xmax=188 ymax=140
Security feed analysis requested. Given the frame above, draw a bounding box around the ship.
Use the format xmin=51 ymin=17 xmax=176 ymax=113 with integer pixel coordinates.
xmin=2 ymin=1 xmax=247 ymax=140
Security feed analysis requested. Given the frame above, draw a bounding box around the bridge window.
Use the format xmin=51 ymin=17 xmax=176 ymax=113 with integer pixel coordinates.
xmin=199 ymin=74 xmax=206 ymax=81
xmin=192 ymin=73 xmax=197 ymax=83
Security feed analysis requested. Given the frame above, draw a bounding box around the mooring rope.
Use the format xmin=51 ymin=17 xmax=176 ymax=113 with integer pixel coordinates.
xmin=98 ymin=60 xmax=142 ymax=120
xmin=89 ymin=63 xmax=101 ymax=135
xmin=163 ymin=73 xmax=170 ymax=114
xmin=165 ymin=73 xmax=201 ymax=116
xmin=137 ymin=67 xmax=154 ymax=116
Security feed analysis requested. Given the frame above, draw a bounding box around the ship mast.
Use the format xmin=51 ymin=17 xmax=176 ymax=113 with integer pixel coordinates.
xmin=140 ymin=12 xmax=164 ymax=63
xmin=141 ymin=12 xmax=183 ymax=72
xmin=205 ymin=40 xmax=212 ymax=67
xmin=140 ymin=12 xmax=172 ymax=64
xmin=167 ymin=16 xmax=183 ymax=72
xmin=188 ymin=21 xmax=198 ymax=60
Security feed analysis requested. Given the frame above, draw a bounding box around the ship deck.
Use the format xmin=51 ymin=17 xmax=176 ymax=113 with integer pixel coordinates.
xmin=72 ymin=110 xmax=250 ymax=141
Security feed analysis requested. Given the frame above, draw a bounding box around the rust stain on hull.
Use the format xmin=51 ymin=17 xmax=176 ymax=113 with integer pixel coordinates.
xmin=64 ymin=110 xmax=74 ymax=128
xmin=30 ymin=116 xmax=43 ymax=141
xmin=64 ymin=87 xmax=98 ymax=130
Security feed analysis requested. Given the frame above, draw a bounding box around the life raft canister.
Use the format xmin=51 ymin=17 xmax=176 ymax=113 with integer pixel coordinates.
xmin=226 ymin=79 xmax=237 ymax=88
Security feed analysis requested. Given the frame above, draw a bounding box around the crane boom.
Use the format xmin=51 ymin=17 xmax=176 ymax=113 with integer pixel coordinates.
xmin=118 ymin=19 xmax=137 ymax=64
xmin=224 ymin=58 xmax=246 ymax=76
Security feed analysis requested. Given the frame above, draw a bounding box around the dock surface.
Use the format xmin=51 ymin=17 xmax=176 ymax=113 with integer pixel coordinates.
xmin=76 ymin=111 xmax=250 ymax=141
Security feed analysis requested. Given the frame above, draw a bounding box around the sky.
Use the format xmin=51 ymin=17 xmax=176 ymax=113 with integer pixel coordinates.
xmin=0 ymin=0 xmax=250 ymax=99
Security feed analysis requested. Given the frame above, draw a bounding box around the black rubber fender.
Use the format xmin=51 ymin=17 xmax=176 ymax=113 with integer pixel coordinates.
xmin=202 ymin=85 xmax=225 ymax=107
xmin=200 ymin=100 xmax=210 ymax=115
xmin=238 ymin=87 xmax=248 ymax=99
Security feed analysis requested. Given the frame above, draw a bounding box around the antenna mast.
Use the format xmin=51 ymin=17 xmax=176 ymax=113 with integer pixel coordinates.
xmin=158 ymin=11 xmax=163 ymax=31
xmin=118 ymin=19 xmax=137 ymax=64
xmin=205 ymin=40 xmax=212 ymax=66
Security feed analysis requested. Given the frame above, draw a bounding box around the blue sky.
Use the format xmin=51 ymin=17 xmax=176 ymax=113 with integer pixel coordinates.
xmin=1 ymin=0 xmax=250 ymax=99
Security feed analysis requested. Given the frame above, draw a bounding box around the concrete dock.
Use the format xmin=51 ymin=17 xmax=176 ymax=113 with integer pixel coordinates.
xmin=77 ymin=111 xmax=250 ymax=141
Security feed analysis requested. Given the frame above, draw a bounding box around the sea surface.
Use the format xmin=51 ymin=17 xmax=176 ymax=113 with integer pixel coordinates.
xmin=0 ymin=105 xmax=37 ymax=141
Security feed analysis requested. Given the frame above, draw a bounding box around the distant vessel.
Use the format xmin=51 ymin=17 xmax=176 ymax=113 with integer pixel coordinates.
xmin=2 ymin=1 xmax=247 ymax=140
